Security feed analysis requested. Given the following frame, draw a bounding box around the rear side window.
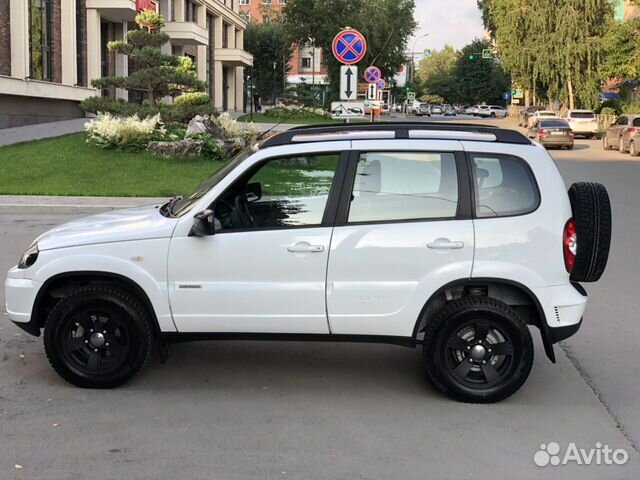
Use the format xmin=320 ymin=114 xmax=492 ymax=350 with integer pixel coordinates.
xmin=471 ymin=154 xmax=540 ymax=218
xmin=633 ymin=118 xmax=640 ymax=127
xmin=348 ymin=152 xmax=459 ymax=223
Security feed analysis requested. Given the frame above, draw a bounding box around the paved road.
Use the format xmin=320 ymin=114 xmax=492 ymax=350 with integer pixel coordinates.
xmin=1 ymin=118 xmax=639 ymax=479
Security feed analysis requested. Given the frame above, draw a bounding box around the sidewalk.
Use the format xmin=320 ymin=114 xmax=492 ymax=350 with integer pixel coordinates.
xmin=0 ymin=118 xmax=91 ymax=147
xmin=0 ymin=195 xmax=164 ymax=215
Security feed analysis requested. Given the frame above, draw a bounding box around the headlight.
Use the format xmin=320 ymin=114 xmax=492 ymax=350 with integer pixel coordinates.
xmin=18 ymin=244 xmax=39 ymax=269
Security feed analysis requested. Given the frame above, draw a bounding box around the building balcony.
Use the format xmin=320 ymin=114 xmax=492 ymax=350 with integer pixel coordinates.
xmin=163 ymin=22 xmax=209 ymax=46
xmin=214 ymin=49 xmax=253 ymax=67
xmin=86 ymin=0 xmax=138 ymax=22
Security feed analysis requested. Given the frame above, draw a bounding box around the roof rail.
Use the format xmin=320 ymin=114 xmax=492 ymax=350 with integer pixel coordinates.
xmin=260 ymin=122 xmax=531 ymax=148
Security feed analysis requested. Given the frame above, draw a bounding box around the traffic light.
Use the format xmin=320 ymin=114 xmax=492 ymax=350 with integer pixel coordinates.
xmin=405 ymin=87 xmax=411 ymax=92
xmin=469 ymin=54 xmax=475 ymax=61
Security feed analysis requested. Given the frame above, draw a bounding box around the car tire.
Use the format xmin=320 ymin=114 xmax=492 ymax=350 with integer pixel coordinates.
xmin=630 ymin=141 xmax=639 ymax=157
xmin=619 ymin=139 xmax=627 ymax=154
xmin=423 ymin=296 xmax=534 ymax=404
xmin=603 ymin=135 xmax=611 ymax=150
xmin=44 ymin=285 xmax=154 ymax=388
xmin=568 ymin=182 xmax=612 ymax=283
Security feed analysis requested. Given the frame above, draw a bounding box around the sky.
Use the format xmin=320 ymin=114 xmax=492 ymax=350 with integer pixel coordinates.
xmin=411 ymin=0 xmax=487 ymax=53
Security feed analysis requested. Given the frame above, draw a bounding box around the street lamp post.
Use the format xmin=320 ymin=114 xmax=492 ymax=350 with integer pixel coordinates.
xmin=411 ymin=33 xmax=430 ymax=85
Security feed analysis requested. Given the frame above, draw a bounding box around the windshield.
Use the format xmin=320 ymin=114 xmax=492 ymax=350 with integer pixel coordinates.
xmin=168 ymin=148 xmax=254 ymax=217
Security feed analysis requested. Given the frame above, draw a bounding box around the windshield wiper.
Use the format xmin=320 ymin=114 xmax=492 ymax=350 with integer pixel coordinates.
xmin=161 ymin=196 xmax=183 ymax=217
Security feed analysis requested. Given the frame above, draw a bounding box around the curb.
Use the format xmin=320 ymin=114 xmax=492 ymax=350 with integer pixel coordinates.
xmin=0 ymin=204 xmax=149 ymax=215
xmin=0 ymin=197 xmax=163 ymax=215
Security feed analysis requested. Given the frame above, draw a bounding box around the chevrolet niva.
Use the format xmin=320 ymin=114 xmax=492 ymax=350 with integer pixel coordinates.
xmin=5 ymin=123 xmax=611 ymax=403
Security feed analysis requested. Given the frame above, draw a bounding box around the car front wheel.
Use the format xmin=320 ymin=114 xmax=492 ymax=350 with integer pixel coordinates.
xmin=423 ymin=297 xmax=534 ymax=403
xmin=44 ymin=285 xmax=154 ymax=388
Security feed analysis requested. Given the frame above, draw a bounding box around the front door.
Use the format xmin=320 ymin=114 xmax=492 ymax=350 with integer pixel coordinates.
xmin=168 ymin=152 xmax=343 ymax=334
xmin=326 ymin=149 xmax=474 ymax=338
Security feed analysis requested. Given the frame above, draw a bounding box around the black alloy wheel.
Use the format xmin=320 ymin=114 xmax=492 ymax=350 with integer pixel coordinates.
xmin=423 ymin=297 xmax=533 ymax=403
xmin=44 ymin=286 xmax=153 ymax=388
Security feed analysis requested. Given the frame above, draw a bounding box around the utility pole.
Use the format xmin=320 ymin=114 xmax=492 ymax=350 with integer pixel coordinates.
xmin=273 ymin=61 xmax=277 ymax=105
xmin=411 ymin=33 xmax=429 ymax=84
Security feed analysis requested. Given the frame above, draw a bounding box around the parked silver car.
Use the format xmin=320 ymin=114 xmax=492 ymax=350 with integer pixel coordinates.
xmin=603 ymin=114 xmax=640 ymax=153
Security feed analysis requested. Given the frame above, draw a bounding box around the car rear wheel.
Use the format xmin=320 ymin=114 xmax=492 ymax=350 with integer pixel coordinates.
xmin=423 ymin=297 xmax=534 ymax=403
xmin=619 ymin=139 xmax=627 ymax=154
xmin=568 ymin=182 xmax=612 ymax=283
xmin=44 ymin=285 xmax=154 ymax=388
xmin=603 ymin=135 xmax=611 ymax=150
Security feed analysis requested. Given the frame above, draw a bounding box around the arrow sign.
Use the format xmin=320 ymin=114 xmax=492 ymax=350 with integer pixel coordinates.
xmin=367 ymin=83 xmax=377 ymax=100
xmin=340 ymin=66 xmax=358 ymax=101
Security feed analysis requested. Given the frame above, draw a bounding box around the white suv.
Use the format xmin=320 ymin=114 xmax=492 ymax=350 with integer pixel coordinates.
xmin=5 ymin=123 xmax=612 ymax=403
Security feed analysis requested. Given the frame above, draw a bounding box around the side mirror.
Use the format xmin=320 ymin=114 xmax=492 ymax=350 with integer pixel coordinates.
xmin=246 ymin=182 xmax=262 ymax=203
xmin=189 ymin=209 xmax=215 ymax=237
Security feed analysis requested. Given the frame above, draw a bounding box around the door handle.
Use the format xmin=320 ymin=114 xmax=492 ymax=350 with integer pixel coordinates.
xmin=427 ymin=238 xmax=465 ymax=250
xmin=287 ymin=242 xmax=325 ymax=253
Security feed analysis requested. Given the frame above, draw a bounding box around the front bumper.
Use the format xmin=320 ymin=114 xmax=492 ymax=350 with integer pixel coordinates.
xmin=5 ymin=267 xmax=42 ymax=336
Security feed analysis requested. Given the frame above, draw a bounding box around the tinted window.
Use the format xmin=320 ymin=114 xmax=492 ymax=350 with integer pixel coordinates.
xmin=633 ymin=118 xmax=640 ymax=127
xmin=348 ymin=152 xmax=459 ymax=223
xmin=570 ymin=112 xmax=595 ymax=119
xmin=215 ymin=154 xmax=340 ymax=231
xmin=540 ymin=120 xmax=570 ymax=128
xmin=472 ymin=154 xmax=539 ymax=218
xmin=617 ymin=116 xmax=628 ymax=125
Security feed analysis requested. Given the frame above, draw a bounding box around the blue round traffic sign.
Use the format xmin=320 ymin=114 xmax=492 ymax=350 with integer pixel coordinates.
xmin=376 ymin=79 xmax=386 ymax=90
xmin=332 ymin=29 xmax=367 ymax=65
xmin=364 ymin=66 xmax=381 ymax=84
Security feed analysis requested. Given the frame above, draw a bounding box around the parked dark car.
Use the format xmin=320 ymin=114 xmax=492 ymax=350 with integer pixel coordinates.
xmin=527 ymin=119 xmax=574 ymax=149
xmin=602 ymin=114 xmax=640 ymax=153
xmin=519 ymin=106 xmax=545 ymax=127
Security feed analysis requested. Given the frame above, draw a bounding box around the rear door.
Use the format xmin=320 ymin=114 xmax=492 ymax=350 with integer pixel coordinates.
xmin=326 ymin=141 xmax=474 ymax=338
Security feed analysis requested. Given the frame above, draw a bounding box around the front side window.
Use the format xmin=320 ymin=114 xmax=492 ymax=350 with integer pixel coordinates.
xmin=214 ymin=154 xmax=340 ymax=231
xmin=29 ymin=0 xmax=53 ymax=81
xmin=471 ymin=154 xmax=539 ymax=218
xmin=348 ymin=152 xmax=459 ymax=223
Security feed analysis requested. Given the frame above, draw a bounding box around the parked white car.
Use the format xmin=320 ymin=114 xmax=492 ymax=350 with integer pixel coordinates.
xmin=562 ymin=110 xmax=600 ymax=139
xmin=476 ymin=105 xmax=508 ymax=119
xmin=527 ymin=110 xmax=557 ymax=128
xmin=5 ymin=123 xmax=612 ymax=403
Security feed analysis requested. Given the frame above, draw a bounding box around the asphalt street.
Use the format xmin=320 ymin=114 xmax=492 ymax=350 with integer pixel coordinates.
xmin=1 ymin=117 xmax=639 ymax=479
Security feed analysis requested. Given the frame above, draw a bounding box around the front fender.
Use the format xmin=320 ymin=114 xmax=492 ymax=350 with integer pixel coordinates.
xmin=28 ymin=240 xmax=176 ymax=333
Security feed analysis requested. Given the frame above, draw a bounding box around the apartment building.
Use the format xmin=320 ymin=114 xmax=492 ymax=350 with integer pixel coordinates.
xmin=239 ymin=0 xmax=328 ymax=86
xmin=0 ymin=0 xmax=252 ymax=128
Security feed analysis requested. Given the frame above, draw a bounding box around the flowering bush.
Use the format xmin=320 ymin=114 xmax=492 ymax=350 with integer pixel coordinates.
xmin=86 ymin=113 xmax=166 ymax=151
xmin=215 ymin=112 xmax=260 ymax=140
xmin=263 ymin=105 xmax=330 ymax=120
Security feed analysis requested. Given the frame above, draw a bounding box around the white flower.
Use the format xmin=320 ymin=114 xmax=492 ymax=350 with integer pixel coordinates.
xmin=214 ymin=112 xmax=259 ymax=139
xmin=85 ymin=113 xmax=165 ymax=149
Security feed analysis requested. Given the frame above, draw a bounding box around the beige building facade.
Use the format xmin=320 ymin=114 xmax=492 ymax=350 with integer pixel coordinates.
xmin=0 ymin=0 xmax=252 ymax=128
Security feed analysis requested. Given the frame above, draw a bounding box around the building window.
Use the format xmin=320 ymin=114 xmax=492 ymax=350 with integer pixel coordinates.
xmin=240 ymin=12 xmax=250 ymax=21
xmin=185 ymin=0 xmax=198 ymax=23
xmin=262 ymin=0 xmax=271 ymax=4
xmin=222 ymin=23 xmax=229 ymax=48
xmin=76 ymin=0 xmax=86 ymax=86
xmin=301 ymin=57 xmax=311 ymax=69
xmin=239 ymin=0 xmax=249 ymax=4
xmin=29 ymin=0 xmax=53 ymax=81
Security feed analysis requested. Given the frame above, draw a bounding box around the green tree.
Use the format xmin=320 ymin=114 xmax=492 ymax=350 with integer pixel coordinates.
xmin=245 ymin=18 xmax=293 ymax=103
xmin=601 ymin=19 xmax=640 ymax=80
xmin=89 ymin=10 xmax=204 ymax=107
xmin=481 ymin=0 xmax=611 ymax=109
xmin=454 ymin=39 xmax=509 ymax=105
xmin=282 ymin=0 xmax=417 ymax=101
xmin=416 ymin=45 xmax=458 ymax=103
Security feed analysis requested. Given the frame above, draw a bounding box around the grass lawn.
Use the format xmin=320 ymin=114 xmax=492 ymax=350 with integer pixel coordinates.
xmin=0 ymin=133 xmax=222 ymax=197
